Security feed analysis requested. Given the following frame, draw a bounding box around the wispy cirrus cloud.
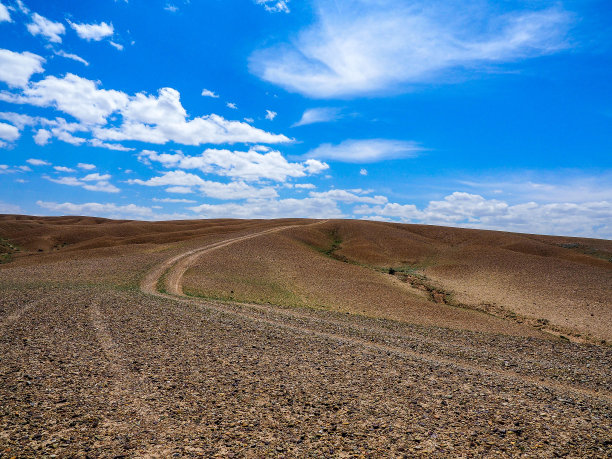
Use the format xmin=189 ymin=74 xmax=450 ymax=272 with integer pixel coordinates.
xmin=0 ymin=3 xmax=11 ymax=22
xmin=55 ymin=50 xmax=89 ymax=66
xmin=293 ymin=107 xmax=341 ymax=127
xmin=306 ymin=138 xmax=423 ymax=163
xmin=255 ymin=0 xmax=290 ymax=14
xmin=68 ymin=20 xmax=114 ymax=41
xmin=45 ymin=172 xmax=120 ymax=193
xmin=250 ymin=0 xmax=573 ymax=98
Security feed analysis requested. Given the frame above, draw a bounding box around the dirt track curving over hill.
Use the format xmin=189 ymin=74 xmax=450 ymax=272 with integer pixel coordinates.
xmin=1 ymin=215 xmax=611 ymax=456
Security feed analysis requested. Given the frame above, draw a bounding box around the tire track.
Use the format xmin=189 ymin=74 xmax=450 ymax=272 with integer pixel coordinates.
xmin=141 ymin=222 xmax=612 ymax=404
xmin=0 ymin=299 xmax=43 ymax=328
xmin=89 ymin=299 xmax=160 ymax=427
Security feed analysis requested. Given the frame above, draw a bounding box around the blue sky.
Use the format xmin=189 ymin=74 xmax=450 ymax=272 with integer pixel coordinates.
xmin=0 ymin=0 xmax=611 ymax=238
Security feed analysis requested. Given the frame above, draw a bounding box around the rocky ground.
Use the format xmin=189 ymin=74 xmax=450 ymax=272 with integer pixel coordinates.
xmin=0 ymin=217 xmax=611 ymax=457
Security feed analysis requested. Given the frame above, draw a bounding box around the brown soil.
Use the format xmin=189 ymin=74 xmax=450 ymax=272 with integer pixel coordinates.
xmin=0 ymin=215 xmax=611 ymax=457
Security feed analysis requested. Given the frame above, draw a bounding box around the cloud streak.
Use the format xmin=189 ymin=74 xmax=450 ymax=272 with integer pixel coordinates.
xmin=251 ymin=0 xmax=572 ymax=97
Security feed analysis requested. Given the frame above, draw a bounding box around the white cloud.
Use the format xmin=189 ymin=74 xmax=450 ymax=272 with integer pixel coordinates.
xmin=0 ymin=3 xmax=12 ymax=22
xmin=190 ymin=197 xmax=345 ymax=219
xmin=250 ymin=0 xmax=571 ymax=98
xmin=0 ymin=112 xmax=37 ymax=129
xmin=37 ymin=200 xmax=156 ymax=218
xmin=68 ymin=20 xmax=114 ymax=41
xmin=55 ymin=50 xmax=89 ymax=66
xmin=31 ymin=125 xmax=58 ymax=140
xmin=359 ymin=168 xmax=367 ymax=176
xmin=54 ymin=166 xmax=75 ymax=172
xmin=354 ymin=192 xmax=612 ymax=239
xmin=255 ymin=0 xmax=290 ymax=13
xmin=153 ymin=197 xmax=196 ymax=203
xmin=88 ymin=138 xmax=133 ymax=151
xmin=456 ymin=173 xmax=612 ymax=204
xmin=26 ymin=158 xmax=50 ymax=166
xmin=0 ymin=49 xmax=45 ymax=88
xmin=0 ymin=164 xmax=30 ymax=174
xmin=294 ymin=183 xmax=316 ymax=189
xmin=77 ymin=163 xmax=96 ymax=170
xmin=201 ymin=88 xmax=219 ymax=98
xmin=82 ymin=173 xmax=111 ymax=182
xmin=15 ymin=1 xmax=29 ymax=14
xmin=307 ymin=139 xmax=422 ymax=163
xmin=265 ymin=109 xmax=277 ymax=120
xmin=293 ymin=107 xmax=341 ymax=127
xmin=0 ymin=74 xmax=291 ymax=146
xmin=0 ymin=121 xmax=19 ymax=143
xmin=46 ymin=172 xmax=119 ymax=193
xmin=0 ymin=201 xmax=21 ymax=213
xmin=310 ymin=188 xmax=387 ymax=204
xmin=139 ymin=147 xmax=328 ymax=182
xmin=109 ymin=41 xmax=123 ymax=51
xmin=2 ymin=73 xmax=129 ymax=124
xmin=27 ymin=13 xmax=65 ymax=43
xmin=165 ymin=4 xmax=178 ymax=13
xmin=166 ymin=186 xmax=192 ymax=194
xmin=226 ymin=102 xmax=237 ymax=109
xmin=130 ymin=170 xmax=278 ymax=200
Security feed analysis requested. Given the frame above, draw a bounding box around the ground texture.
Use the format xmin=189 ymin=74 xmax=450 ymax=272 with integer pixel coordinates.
xmin=0 ymin=215 xmax=611 ymax=457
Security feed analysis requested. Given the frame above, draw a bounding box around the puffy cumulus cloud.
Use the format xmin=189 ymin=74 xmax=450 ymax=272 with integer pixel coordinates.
xmin=293 ymin=107 xmax=341 ymax=127
xmin=307 ymin=139 xmax=422 ymax=163
xmin=189 ymin=197 xmax=344 ymax=219
xmin=93 ymin=89 xmax=291 ymax=145
xmin=129 ymin=170 xmax=278 ymax=200
xmin=0 ymin=122 xmax=19 ymax=144
xmin=255 ymin=0 xmax=290 ymax=13
xmin=0 ymin=49 xmax=45 ymax=88
xmin=201 ymin=88 xmax=219 ymax=98
xmin=45 ymin=172 xmax=119 ymax=193
xmin=27 ymin=13 xmax=65 ymax=43
xmin=139 ymin=147 xmax=328 ymax=182
xmin=265 ymin=110 xmax=277 ymax=120
xmin=309 ymin=188 xmax=387 ymax=204
xmin=3 ymin=73 xmax=129 ymax=125
xmin=68 ymin=20 xmax=114 ymax=41
xmin=0 ymin=3 xmax=11 ymax=22
xmin=77 ymin=163 xmax=96 ymax=170
xmin=0 ymin=75 xmax=291 ymax=147
xmin=250 ymin=0 xmax=571 ymax=98
xmin=354 ymin=192 xmax=612 ymax=239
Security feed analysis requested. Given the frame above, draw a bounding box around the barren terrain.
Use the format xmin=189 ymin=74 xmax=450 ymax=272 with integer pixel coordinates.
xmin=0 ymin=215 xmax=611 ymax=457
